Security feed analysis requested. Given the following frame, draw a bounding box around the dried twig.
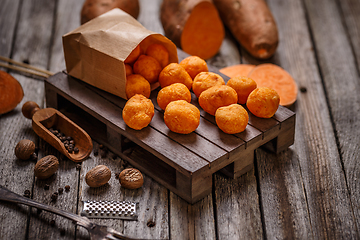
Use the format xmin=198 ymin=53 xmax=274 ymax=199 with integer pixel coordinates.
xmin=0 ymin=55 xmax=54 ymax=78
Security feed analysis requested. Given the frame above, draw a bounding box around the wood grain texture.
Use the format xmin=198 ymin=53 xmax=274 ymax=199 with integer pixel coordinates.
xmin=313 ymin=0 xmax=360 ymax=233
xmin=258 ymin=0 xmax=359 ymax=238
xmin=214 ymin=169 xmax=263 ymax=239
xmin=0 ymin=0 xmax=55 ymax=239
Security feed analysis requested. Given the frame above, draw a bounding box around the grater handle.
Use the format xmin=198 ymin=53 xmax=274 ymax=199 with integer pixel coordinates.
xmin=0 ymin=185 xmax=92 ymax=229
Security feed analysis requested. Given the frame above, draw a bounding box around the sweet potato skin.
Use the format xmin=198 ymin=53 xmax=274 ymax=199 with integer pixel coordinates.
xmin=160 ymin=0 xmax=194 ymax=48
xmin=81 ymin=0 xmax=140 ymax=24
xmin=213 ymin=0 xmax=279 ymax=59
xmin=160 ymin=0 xmax=224 ymax=60
xmin=0 ymin=70 xmax=24 ymax=115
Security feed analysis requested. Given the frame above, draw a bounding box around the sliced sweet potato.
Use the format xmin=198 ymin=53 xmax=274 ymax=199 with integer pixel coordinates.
xmin=213 ymin=0 xmax=279 ymax=59
xmin=81 ymin=0 xmax=140 ymax=24
xmin=0 ymin=70 xmax=24 ymax=115
xmin=248 ymin=63 xmax=298 ymax=107
xmin=219 ymin=64 xmax=256 ymax=78
xmin=160 ymin=0 xmax=224 ymax=60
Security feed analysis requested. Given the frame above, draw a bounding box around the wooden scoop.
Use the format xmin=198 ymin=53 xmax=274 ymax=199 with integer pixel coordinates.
xmin=22 ymin=101 xmax=93 ymax=162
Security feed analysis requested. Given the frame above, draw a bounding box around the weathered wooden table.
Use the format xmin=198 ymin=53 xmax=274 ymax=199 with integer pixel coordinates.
xmin=1 ymin=0 xmax=359 ymax=239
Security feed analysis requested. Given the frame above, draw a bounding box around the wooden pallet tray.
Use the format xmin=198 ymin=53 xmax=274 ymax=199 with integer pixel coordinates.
xmin=45 ymin=58 xmax=295 ymax=204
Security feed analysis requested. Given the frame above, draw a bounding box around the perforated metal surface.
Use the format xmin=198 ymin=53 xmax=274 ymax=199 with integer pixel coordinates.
xmin=81 ymin=200 xmax=138 ymax=220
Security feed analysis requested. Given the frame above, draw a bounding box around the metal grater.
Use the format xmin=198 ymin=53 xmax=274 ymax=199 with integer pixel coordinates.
xmin=81 ymin=200 xmax=138 ymax=220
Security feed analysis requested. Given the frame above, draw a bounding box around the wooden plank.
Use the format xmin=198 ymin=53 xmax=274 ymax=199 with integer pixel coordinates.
xmin=254 ymin=0 xmax=359 ymax=238
xmin=0 ymin=0 xmax=20 ymax=58
xmin=8 ymin=1 xmax=78 ymax=239
xmin=214 ymin=168 xmax=263 ymax=240
xmin=0 ymin=1 xmax=54 ymax=240
xmin=305 ymin=0 xmax=360 ymax=235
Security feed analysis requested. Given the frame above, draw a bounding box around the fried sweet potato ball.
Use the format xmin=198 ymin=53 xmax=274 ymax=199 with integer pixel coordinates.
xmin=133 ymin=55 xmax=162 ymax=84
xmin=215 ymin=104 xmax=249 ymax=134
xmin=227 ymin=76 xmax=257 ymax=104
xmin=246 ymin=87 xmax=280 ymax=118
xmin=179 ymin=55 xmax=208 ymax=79
xmin=145 ymin=43 xmax=170 ymax=68
xmin=122 ymin=94 xmax=154 ymax=130
xmin=192 ymin=71 xmax=225 ymax=98
xmin=198 ymin=85 xmax=238 ymax=115
xmin=125 ymin=74 xmax=151 ymax=99
xmin=158 ymin=63 xmax=193 ymax=90
xmin=157 ymin=83 xmax=191 ymax=110
xmin=164 ymin=100 xmax=200 ymax=134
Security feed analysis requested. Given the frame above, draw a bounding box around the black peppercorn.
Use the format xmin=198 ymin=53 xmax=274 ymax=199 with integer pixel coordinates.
xmin=300 ymin=86 xmax=307 ymax=93
xmin=65 ymin=185 xmax=70 ymax=191
xmin=51 ymin=193 xmax=58 ymax=201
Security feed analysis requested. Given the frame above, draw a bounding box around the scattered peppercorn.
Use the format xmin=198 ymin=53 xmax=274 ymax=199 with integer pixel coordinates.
xmin=300 ymin=86 xmax=307 ymax=93
xmin=147 ymin=220 xmax=155 ymax=228
xmin=58 ymin=188 xmax=64 ymax=194
xmin=65 ymin=185 xmax=70 ymax=192
xmin=44 ymin=184 xmax=50 ymax=190
xmin=99 ymin=144 xmax=104 ymax=149
xmin=51 ymin=193 xmax=58 ymax=201
xmin=24 ymin=190 xmax=31 ymax=198
xmin=50 ymin=219 xmax=56 ymax=226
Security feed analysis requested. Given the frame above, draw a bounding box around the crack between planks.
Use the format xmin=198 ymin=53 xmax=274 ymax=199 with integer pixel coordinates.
xmin=8 ymin=0 xmax=23 ymax=66
xmin=167 ymin=189 xmax=171 ymax=240
xmin=46 ymin=0 xmax=58 ymax=73
xmin=299 ymin=0 xmax=326 ymax=236
xmin=253 ymin=150 xmax=267 ymax=240
xmin=211 ymin=174 xmax=219 ymax=240
xmin=74 ymin=160 xmax=82 ymax=239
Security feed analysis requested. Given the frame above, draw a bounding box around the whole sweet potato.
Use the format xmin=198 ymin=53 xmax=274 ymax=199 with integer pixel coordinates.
xmin=0 ymin=70 xmax=24 ymax=115
xmin=213 ymin=0 xmax=279 ymax=59
xmin=81 ymin=0 xmax=140 ymax=24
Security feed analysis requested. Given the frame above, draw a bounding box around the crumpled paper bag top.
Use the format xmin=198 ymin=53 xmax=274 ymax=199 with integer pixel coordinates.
xmin=63 ymin=8 xmax=178 ymax=99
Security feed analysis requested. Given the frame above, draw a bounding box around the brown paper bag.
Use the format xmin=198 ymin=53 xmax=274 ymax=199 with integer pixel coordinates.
xmin=62 ymin=8 xmax=178 ymax=100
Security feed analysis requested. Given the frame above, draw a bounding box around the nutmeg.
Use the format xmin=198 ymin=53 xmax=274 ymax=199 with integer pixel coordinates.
xmin=85 ymin=165 xmax=111 ymax=188
xmin=15 ymin=139 xmax=36 ymax=160
xmin=119 ymin=168 xmax=144 ymax=189
xmin=34 ymin=155 xmax=59 ymax=179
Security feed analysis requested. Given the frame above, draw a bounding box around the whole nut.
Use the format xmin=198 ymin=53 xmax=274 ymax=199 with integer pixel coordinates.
xmin=85 ymin=165 xmax=111 ymax=188
xmin=15 ymin=139 xmax=36 ymax=160
xmin=34 ymin=155 xmax=59 ymax=179
xmin=119 ymin=168 xmax=144 ymax=189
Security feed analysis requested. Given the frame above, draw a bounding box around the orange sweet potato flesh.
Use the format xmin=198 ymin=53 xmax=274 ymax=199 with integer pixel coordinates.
xmin=213 ymin=0 xmax=278 ymax=59
xmin=81 ymin=0 xmax=140 ymax=24
xmin=161 ymin=0 xmax=224 ymax=60
xmin=0 ymin=70 xmax=24 ymax=115
xmin=248 ymin=63 xmax=298 ymax=107
xmin=219 ymin=64 xmax=256 ymax=78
